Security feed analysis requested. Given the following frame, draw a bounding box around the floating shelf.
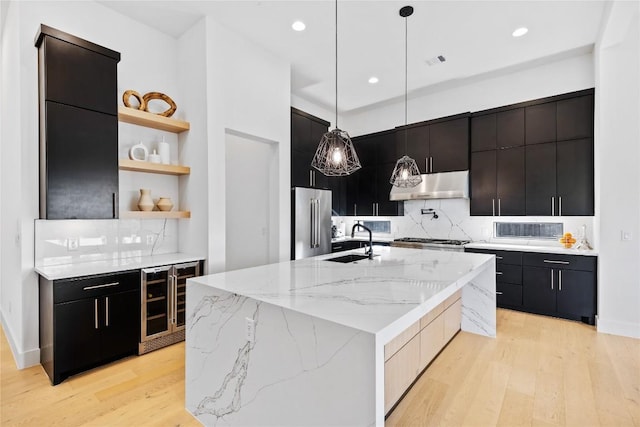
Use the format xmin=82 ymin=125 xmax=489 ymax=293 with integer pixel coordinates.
xmin=119 ymin=159 xmax=190 ymax=176
xmin=118 ymin=106 xmax=190 ymax=133
xmin=120 ymin=211 xmax=191 ymax=219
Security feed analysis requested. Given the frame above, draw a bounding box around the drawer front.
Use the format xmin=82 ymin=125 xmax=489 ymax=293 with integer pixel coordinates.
xmin=522 ymin=252 xmax=596 ymax=271
xmin=496 ymin=282 xmax=523 ymax=307
xmin=384 ymin=320 xmax=420 ymax=361
xmin=496 ymin=264 xmax=522 ymax=285
xmin=465 ymin=248 xmax=522 ymax=265
xmin=54 ymin=270 xmax=140 ymax=303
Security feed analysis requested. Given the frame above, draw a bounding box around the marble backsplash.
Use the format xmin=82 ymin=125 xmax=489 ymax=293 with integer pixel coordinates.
xmin=334 ymin=198 xmax=596 ymax=249
xmin=35 ymin=219 xmax=178 ymax=267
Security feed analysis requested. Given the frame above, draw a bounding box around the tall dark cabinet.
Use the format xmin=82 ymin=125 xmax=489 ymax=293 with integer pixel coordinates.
xmin=471 ymin=89 xmax=594 ymax=216
xmin=35 ymin=25 xmax=120 ymax=219
xmin=291 ymin=107 xmax=330 ymax=190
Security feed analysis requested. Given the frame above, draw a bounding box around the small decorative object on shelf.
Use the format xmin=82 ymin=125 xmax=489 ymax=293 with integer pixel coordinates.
xmin=122 ymin=90 xmax=177 ymax=117
xmin=156 ymin=197 xmax=173 ymax=212
xmin=129 ymin=142 xmax=148 ymax=161
xmin=122 ymin=90 xmax=146 ymax=111
xmin=148 ymin=149 xmax=161 ymax=164
xmin=559 ymin=232 xmax=577 ymax=249
xmin=138 ymin=189 xmax=154 ymax=211
xmin=158 ymin=137 xmax=170 ymax=164
xmin=575 ymin=224 xmax=593 ymax=250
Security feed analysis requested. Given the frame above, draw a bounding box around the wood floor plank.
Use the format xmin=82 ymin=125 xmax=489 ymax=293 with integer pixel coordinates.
xmin=2 ymin=309 xmax=639 ymax=427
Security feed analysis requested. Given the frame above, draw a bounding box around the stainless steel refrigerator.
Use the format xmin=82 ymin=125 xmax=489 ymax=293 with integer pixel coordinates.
xmin=291 ymin=187 xmax=332 ymax=260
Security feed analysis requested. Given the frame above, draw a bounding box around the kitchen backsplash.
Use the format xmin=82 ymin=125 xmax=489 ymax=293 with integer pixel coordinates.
xmin=35 ymin=219 xmax=178 ymax=267
xmin=334 ymin=198 xmax=595 ymax=248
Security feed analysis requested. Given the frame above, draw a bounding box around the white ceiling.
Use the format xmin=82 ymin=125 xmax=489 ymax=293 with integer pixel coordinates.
xmin=99 ymin=1 xmax=607 ymax=113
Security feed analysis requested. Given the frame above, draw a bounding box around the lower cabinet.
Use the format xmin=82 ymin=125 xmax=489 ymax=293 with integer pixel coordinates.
xmin=522 ymin=253 xmax=597 ymax=325
xmin=331 ymin=240 xmax=391 ymax=253
xmin=39 ymin=270 xmax=140 ymax=385
xmin=384 ymin=290 xmax=462 ymax=414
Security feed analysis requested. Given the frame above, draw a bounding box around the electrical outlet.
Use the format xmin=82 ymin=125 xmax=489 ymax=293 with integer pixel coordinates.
xmin=245 ymin=317 xmax=256 ymax=343
xmin=67 ymin=237 xmax=79 ymax=251
xmin=621 ymin=231 xmax=633 ymax=241
xmin=146 ymin=235 xmax=155 ymax=245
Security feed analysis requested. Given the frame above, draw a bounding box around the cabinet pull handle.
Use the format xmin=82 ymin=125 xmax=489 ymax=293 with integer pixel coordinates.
xmin=498 ymin=199 xmax=501 ymax=216
xmin=496 ymin=256 xmax=504 ymax=260
xmin=112 ymin=193 xmax=117 ymax=219
xmin=173 ymin=275 xmax=178 ymax=324
xmin=559 ymin=270 xmax=562 ymax=291
xmin=425 ymin=158 xmax=428 ymax=173
xmin=496 ymin=291 xmax=503 ymax=295
xmin=492 ymin=199 xmax=495 ymax=216
xmin=94 ymin=299 xmax=99 ymax=329
xmin=105 ymin=296 xmax=109 ymax=327
xmin=543 ymin=260 xmax=569 ymax=265
xmin=559 ymin=196 xmax=562 ymax=216
xmin=84 ymin=282 xmax=119 ymax=291
xmin=333 ymin=245 xmax=343 ymax=250
xmin=496 ymin=272 xmax=503 ymax=275
xmin=552 ymin=196 xmax=555 ymax=216
xmin=354 ymin=204 xmax=357 ymax=216
xmin=430 ymin=157 xmax=433 ymax=173
xmin=551 ymin=269 xmax=554 ymax=290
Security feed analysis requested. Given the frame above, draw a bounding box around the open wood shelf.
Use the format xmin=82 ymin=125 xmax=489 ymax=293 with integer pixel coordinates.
xmin=119 ymin=159 xmax=190 ymax=176
xmin=120 ymin=211 xmax=191 ymax=219
xmin=118 ymin=106 xmax=190 ymax=133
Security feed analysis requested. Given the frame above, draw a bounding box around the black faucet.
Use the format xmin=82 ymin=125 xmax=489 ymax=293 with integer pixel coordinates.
xmin=351 ymin=223 xmax=374 ymax=259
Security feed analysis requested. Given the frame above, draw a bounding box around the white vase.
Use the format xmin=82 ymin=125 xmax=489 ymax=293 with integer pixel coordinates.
xmin=158 ymin=141 xmax=170 ymax=164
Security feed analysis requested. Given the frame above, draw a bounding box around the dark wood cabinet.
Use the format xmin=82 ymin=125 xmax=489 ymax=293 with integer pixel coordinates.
xmin=396 ymin=114 xmax=469 ymax=174
xmin=290 ymin=108 xmax=330 ymax=189
xmin=525 ymin=102 xmax=556 ymax=145
xmin=465 ymin=248 xmax=523 ymax=309
xmin=470 ymin=147 xmax=525 ymax=216
xmin=526 ymin=138 xmax=593 ymax=216
xmin=45 ymin=102 xmax=119 ymax=219
xmin=349 ymin=130 xmax=403 ymax=216
xmin=522 ymin=252 xmax=597 ymax=325
xmin=466 ymin=248 xmax=597 ymax=324
xmin=40 ymin=270 xmax=140 ymax=385
xmin=36 ymin=25 xmax=120 ymax=220
xmin=471 ymin=89 xmax=594 ymax=217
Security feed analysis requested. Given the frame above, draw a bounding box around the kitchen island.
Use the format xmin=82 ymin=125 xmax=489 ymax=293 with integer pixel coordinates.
xmin=186 ymin=247 xmax=495 ymax=426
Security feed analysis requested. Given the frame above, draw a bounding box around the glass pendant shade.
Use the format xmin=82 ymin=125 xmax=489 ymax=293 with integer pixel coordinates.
xmin=390 ymin=155 xmax=422 ymax=187
xmin=311 ymin=128 xmax=361 ymax=176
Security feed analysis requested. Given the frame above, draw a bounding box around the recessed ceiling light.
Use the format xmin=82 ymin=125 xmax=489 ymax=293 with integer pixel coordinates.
xmin=368 ymin=76 xmax=379 ymax=84
xmin=512 ymin=27 xmax=528 ymax=37
xmin=292 ymin=21 xmax=306 ymax=32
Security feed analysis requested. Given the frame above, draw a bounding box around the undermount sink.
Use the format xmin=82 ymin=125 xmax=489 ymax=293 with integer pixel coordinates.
xmin=325 ymin=254 xmax=372 ymax=263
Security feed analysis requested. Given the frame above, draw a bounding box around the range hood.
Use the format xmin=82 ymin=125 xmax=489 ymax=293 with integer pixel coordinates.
xmin=389 ymin=170 xmax=469 ymax=201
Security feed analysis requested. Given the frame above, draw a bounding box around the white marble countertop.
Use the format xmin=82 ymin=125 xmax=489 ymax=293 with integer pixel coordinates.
xmin=465 ymin=242 xmax=598 ymax=256
xmin=35 ymin=252 xmax=205 ymax=280
xmin=188 ymin=247 xmax=493 ymax=340
xmin=331 ymin=235 xmax=394 ymax=243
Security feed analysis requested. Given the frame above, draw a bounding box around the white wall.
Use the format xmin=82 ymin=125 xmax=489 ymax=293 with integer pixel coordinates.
xmin=0 ymin=0 xmax=182 ymax=367
xmin=594 ymin=0 xmax=640 ymax=338
xmin=343 ymin=52 xmax=595 ymax=136
xmin=203 ymin=18 xmax=291 ymax=273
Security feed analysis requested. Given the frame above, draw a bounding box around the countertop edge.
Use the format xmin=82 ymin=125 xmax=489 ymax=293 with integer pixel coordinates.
xmin=35 ymin=253 xmax=206 ymax=281
xmin=465 ymin=242 xmax=598 ymax=256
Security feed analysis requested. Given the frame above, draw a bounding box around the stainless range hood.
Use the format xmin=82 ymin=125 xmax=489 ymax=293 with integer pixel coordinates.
xmin=389 ymin=170 xmax=469 ymax=201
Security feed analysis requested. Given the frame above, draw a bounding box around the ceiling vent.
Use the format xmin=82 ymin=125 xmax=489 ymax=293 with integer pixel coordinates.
xmin=426 ymin=55 xmax=446 ymax=66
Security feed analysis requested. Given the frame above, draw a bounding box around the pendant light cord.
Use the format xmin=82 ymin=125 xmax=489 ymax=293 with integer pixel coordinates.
xmin=404 ymin=12 xmax=408 ymax=153
xmin=335 ymin=0 xmax=339 ymax=129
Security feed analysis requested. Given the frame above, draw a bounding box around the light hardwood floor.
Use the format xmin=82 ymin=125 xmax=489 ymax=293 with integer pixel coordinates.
xmin=2 ymin=309 xmax=638 ymax=426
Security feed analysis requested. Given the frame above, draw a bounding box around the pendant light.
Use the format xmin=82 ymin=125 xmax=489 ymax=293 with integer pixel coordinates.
xmin=390 ymin=6 xmax=422 ymax=188
xmin=311 ymin=0 xmax=361 ymax=177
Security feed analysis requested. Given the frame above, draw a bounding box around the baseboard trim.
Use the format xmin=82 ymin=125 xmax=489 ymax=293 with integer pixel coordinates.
xmin=1 ymin=310 xmax=40 ymax=369
xmin=597 ymin=317 xmax=640 ymax=339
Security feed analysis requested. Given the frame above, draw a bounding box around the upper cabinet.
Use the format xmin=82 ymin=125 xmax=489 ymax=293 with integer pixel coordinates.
xmin=471 ymin=89 xmax=594 ymax=217
xmin=36 ymin=24 xmax=120 ymax=219
xmin=396 ymin=113 xmax=470 ymax=174
xmin=290 ymin=107 xmax=330 ymax=189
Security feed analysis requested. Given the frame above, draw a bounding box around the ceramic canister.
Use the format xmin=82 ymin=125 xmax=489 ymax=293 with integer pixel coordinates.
xmin=158 ymin=141 xmax=170 ymax=164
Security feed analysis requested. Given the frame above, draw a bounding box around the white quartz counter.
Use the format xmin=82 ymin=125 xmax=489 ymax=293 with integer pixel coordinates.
xmin=186 ymin=247 xmax=495 ymax=426
xmin=35 ymin=253 xmax=204 ymax=280
xmin=188 ymin=246 xmax=493 ymax=340
xmin=465 ymin=242 xmax=598 ymax=256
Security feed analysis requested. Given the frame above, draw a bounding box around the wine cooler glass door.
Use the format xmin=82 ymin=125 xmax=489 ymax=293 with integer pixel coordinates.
xmin=173 ymin=262 xmax=200 ymax=331
xmin=141 ymin=266 xmax=172 ymax=341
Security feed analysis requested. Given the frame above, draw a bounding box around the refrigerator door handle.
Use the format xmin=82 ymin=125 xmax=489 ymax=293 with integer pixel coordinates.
xmin=315 ymin=199 xmax=320 ymax=248
xmin=310 ymin=198 xmax=315 ymax=248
